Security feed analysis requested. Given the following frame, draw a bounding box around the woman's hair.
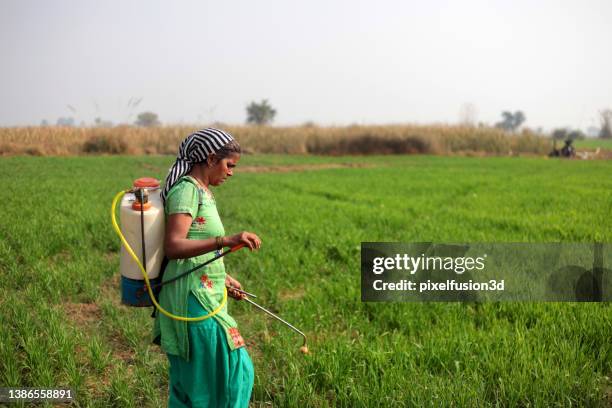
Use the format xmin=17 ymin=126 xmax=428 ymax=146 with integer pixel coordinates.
xmin=210 ymin=139 xmax=241 ymax=162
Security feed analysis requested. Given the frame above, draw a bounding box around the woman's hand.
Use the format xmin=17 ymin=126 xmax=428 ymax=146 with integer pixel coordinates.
xmin=225 ymin=274 xmax=245 ymax=300
xmin=224 ymin=231 xmax=262 ymax=251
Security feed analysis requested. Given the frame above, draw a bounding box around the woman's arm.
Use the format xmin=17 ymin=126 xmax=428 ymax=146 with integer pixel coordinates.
xmin=164 ymin=213 xmax=262 ymax=260
xmin=164 ymin=213 xmax=217 ymax=259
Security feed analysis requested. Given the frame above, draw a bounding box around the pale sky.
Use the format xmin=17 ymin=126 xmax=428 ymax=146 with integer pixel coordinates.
xmin=1 ymin=0 xmax=611 ymax=131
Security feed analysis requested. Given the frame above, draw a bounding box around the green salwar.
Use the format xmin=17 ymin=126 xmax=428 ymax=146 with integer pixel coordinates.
xmin=153 ymin=176 xmax=254 ymax=407
xmin=167 ymin=295 xmax=254 ymax=408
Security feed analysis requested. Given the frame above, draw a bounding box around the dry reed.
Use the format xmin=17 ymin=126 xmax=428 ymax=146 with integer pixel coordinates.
xmin=0 ymin=125 xmax=551 ymax=156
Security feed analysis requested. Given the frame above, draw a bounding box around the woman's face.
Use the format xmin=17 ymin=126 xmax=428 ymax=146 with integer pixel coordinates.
xmin=208 ymin=153 xmax=240 ymax=186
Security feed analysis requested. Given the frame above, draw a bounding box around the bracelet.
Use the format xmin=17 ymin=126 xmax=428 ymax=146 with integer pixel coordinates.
xmin=215 ymin=236 xmax=224 ymax=250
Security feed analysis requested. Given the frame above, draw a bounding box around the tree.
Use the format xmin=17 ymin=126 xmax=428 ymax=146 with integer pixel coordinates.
xmin=568 ymin=130 xmax=585 ymax=141
xmin=495 ymin=110 xmax=526 ymax=132
xmin=94 ymin=117 xmax=114 ymax=127
xmin=513 ymin=111 xmax=526 ymax=129
xmin=246 ymin=99 xmax=276 ymax=125
xmin=552 ymin=128 xmax=585 ymax=141
xmin=552 ymin=128 xmax=569 ymax=141
xmin=599 ymin=109 xmax=612 ymax=139
xmin=56 ymin=117 xmax=75 ymax=126
xmin=135 ymin=111 xmax=160 ymax=127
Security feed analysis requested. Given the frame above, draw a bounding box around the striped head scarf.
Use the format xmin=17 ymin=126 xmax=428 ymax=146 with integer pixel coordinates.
xmin=161 ymin=128 xmax=234 ymax=202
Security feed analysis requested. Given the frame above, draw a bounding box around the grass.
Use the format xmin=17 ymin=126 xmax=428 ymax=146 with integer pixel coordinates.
xmin=0 ymin=154 xmax=611 ymax=407
xmin=573 ymin=138 xmax=612 ymax=150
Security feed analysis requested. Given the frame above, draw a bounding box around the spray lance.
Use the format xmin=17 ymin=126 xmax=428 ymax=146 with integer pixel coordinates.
xmin=239 ymin=293 xmax=309 ymax=354
xmin=111 ymin=178 xmax=309 ymax=353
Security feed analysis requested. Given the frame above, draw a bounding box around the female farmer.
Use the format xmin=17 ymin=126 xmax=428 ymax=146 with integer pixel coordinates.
xmin=153 ymin=128 xmax=261 ymax=408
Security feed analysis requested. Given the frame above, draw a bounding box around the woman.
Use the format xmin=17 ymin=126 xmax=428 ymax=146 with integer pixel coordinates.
xmin=153 ymin=128 xmax=261 ymax=408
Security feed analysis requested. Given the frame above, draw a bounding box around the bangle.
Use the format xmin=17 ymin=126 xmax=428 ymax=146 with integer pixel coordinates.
xmin=215 ymin=236 xmax=224 ymax=250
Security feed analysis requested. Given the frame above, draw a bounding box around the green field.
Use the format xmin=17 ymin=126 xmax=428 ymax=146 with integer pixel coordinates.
xmin=1 ymin=155 xmax=611 ymax=407
xmin=574 ymin=138 xmax=612 ymax=150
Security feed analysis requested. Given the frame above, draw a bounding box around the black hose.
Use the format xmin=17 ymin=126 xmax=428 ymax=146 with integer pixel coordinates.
xmin=148 ymin=246 xmax=236 ymax=291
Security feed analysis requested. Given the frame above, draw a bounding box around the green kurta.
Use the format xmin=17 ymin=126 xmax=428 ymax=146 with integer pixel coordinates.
xmin=153 ymin=176 xmax=246 ymax=362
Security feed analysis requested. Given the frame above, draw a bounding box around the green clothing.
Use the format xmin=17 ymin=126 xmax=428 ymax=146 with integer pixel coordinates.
xmin=167 ymin=295 xmax=253 ymax=408
xmin=153 ymin=175 xmax=246 ymax=361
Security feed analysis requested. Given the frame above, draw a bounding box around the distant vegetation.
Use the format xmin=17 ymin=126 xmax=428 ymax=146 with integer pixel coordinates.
xmin=600 ymin=109 xmax=612 ymax=139
xmin=134 ymin=112 xmax=161 ymax=127
xmin=0 ymin=124 xmax=554 ymax=157
xmin=246 ymin=100 xmax=277 ymax=125
xmin=552 ymin=128 xmax=586 ymax=141
xmin=495 ymin=110 xmax=526 ymax=132
xmin=56 ymin=117 xmax=76 ymax=127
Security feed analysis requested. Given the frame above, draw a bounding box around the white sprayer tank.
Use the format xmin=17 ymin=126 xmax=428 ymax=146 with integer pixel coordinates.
xmin=119 ymin=178 xmax=165 ymax=280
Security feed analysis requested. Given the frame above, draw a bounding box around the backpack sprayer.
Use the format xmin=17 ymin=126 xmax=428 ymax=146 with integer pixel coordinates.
xmin=111 ymin=177 xmax=229 ymax=321
xmin=111 ymin=177 xmax=309 ymax=352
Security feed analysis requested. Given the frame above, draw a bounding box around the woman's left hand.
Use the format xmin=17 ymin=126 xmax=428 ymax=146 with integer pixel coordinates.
xmin=226 ymin=275 xmax=246 ymax=300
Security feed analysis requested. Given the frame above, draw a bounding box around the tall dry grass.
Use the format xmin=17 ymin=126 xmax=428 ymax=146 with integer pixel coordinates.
xmin=0 ymin=125 xmax=551 ymax=156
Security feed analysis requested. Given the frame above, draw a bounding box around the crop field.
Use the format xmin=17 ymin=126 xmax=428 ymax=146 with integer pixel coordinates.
xmin=574 ymin=138 xmax=612 ymax=151
xmin=1 ymin=154 xmax=611 ymax=407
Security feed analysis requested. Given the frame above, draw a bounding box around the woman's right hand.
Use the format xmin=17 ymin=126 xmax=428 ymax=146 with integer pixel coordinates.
xmin=224 ymin=232 xmax=262 ymax=251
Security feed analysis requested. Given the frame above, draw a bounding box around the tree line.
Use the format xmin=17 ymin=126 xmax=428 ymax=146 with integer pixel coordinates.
xmin=42 ymin=102 xmax=612 ymax=139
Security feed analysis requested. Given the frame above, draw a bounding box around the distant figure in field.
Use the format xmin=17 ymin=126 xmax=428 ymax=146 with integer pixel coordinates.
xmin=549 ymin=139 xmax=576 ymax=158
